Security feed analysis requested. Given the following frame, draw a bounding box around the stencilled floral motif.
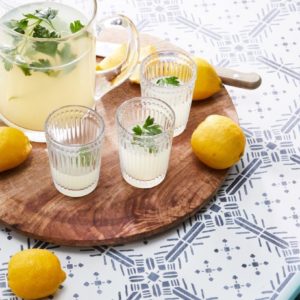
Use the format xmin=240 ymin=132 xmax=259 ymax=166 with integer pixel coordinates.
xmin=126 ymin=256 xmax=179 ymax=298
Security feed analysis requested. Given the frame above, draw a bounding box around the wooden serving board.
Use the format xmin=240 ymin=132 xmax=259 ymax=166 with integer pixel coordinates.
xmin=0 ymin=35 xmax=238 ymax=246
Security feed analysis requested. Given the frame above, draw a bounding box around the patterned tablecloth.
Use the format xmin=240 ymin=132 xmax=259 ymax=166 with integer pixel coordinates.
xmin=0 ymin=0 xmax=300 ymax=299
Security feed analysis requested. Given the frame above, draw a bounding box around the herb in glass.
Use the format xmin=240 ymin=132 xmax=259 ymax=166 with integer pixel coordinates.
xmin=132 ymin=116 xmax=163 ymax=153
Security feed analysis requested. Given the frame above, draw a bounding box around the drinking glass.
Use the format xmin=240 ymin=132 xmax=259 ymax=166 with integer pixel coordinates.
xmin=140 ymin=50 xmax=196 ymax=137
xmin=0 ymin=0 xmax=139 ymax=142
xmin=45 ymin=105 xmax=105 ymax=197
xmin=116 ymin=97 xmax=175 ymax=189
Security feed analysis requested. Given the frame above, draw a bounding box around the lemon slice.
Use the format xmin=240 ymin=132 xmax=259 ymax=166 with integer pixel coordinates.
xmin=129 ymin=45 xmax=157 ymax=84
xmin=97 ymin=43 xmax=128 ymax=71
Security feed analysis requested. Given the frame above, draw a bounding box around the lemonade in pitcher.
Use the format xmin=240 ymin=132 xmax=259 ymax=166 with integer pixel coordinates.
xmin=0 ymin=3 xmax=95 ymax=133
xmin=0 ymin=0 xmax=139 ymax=142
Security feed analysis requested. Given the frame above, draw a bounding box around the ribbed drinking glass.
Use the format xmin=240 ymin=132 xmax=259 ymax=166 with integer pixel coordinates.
xmin=116 ymin=97 xmax=175 ymax=189
xmin=45 ymin=105 xmax=105 ymax=197
xmin=140 ymin=50 xmax=196 ymax=136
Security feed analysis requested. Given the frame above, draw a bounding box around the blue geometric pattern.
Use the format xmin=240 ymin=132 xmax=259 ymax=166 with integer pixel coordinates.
xmin=0 ymin=0 xmax=299 ymax=299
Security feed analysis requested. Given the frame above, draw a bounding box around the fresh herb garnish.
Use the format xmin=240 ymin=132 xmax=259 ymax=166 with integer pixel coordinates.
xmin=30 ymin=59 xmax=59 ymax=76
xmin=32 ymin=24 xmax=60 ymax=38
xmin=133 ymin=116 xmax=163 ymax=136
xmin=77 ymin=147 xmax=94 ymax=167
xmin=70 ymin=20 xmax=84 ymax=33
xmin=19 ymin=63 xmax=31 ymax=76
xmin=132 ymin=116 xmax=163 ymax=153
xmin=9 ymin=8 xmax=58 ymax=35
xmin=1 ymin=7 xmax=85 ymax=77
xmin=13 ymin=19 xmax=28 ymax=34
xmin=156 ymin=76 xmax=180 ymax=86
xmin=3 ymin=58 xmax=13 ymax=71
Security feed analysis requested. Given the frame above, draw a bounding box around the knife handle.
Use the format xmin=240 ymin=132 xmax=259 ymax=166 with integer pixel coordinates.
xmin=215 ymin=67 xmax=262 ymax=89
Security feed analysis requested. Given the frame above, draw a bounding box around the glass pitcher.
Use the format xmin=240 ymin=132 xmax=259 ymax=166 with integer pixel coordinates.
xmin=0 ymin=0 xmax=139 ymax=142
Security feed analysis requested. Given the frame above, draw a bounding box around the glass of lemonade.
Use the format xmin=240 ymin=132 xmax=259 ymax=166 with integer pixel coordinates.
xmin=116 ymin=97 xmax=175 ymax=189
xmin=140 ymin=50 xmax=196 ymax=137
xmin=45 ymin=105 xmax=105 ymax=197
xmin=0 ymin=0 xmax=139 ymax=142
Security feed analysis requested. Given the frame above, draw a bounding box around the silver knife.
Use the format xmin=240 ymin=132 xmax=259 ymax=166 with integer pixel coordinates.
xmin=96 ymin=41 xmax=262 ymax=90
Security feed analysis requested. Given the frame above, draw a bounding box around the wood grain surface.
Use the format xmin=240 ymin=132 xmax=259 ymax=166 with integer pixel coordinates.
xmin=0 ymin=34 xmax=238 ymax=246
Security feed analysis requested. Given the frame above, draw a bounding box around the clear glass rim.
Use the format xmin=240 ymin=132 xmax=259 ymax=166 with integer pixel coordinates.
xmin=0 ymin=0 xmax=97 ymax=42
xmin=116 ymin=97 xmax=175 ymax=140
xmin=140 ymin=49 xmax=197 ymax=88
xmin=45 ymin=105 xmax=105 ymax=148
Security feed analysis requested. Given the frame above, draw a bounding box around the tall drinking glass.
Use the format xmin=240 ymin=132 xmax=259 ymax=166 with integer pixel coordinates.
xmin=0 ymin=0 xmax=139 ymax=142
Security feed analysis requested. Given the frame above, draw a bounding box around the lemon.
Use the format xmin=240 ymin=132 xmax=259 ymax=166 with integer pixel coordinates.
xmin=0 ymin=127 xmax=32 ymax=172
xmin=191 ymin=115 xmax=246 ymax=169
xmin=129 ymin=45 xmax=157 ymax=83
xmin=192 ymin=57 xmax=222 ymax=100
xmin=8 ymin=249 xmax=66 ymax=299
xmin=97 ymin=43 xmax=128 ymax=71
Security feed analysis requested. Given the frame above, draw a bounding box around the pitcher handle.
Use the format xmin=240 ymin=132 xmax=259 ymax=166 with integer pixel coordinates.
xmin=95 ymin=15 xmax=139 ymax=99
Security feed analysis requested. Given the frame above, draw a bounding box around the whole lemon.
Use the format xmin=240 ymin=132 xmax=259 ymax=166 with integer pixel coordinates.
xmin=8 ymin=249 xmax=66 ymax=299
xmin=192 ymin=57 xmax=222 ymax=100
xmin=0 ymin=126 xmax=32 ymax=172
xmin=191 ymin=115 xmax=246 ymax=169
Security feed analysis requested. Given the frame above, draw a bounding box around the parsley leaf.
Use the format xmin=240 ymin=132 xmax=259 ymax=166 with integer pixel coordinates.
xmin=58 ymin=43 xmax=76 ymax=63
xmin=143 ymin=116 xmax=154 ymax=128
xmin=14 ymin=19 xmax=29 ymax=34
xmin=32 ymin=25 xmax=60 ymax=56
xmin=34 ymin=41 xmax=58 ymax=56
xmin=132 ymin=116 xmax=163 ymax=153
xmin=156 ymin=76 xmax=180 ymax=86
xmin=2 ymin=58 xmax=13 ymax=71
xmin=32 ymin=24 xmax=60 ymax=38
xmin=5 ymin=18 xmax=29 ymax=34
xmin=132 ymin=116 xmax=162 ymax=137
xmin=146 ymin=124 xmax=163 ymax=135
xmin=23 ymin=13 xmax=40 ymax=20
xmin=70 ymin=20 xmax=85 ymax=33
xmin=30 ymin=59 xmax=59 ymax=76
xmin=30 ymin=58 xmax=51 ymax=68
xmin=77 ymin=147 xmax=94 ymax=167
xmin=19 ymin=63 xmax=31 ymax=76
xmin=57 ymin=43 xmax=77 ymax=74
xmin=133 ymin=125 xmax=143 ymax=136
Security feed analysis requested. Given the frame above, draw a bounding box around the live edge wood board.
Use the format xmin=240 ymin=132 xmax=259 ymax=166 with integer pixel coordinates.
xmin=0 ymin=34 xmax=238 ymax=246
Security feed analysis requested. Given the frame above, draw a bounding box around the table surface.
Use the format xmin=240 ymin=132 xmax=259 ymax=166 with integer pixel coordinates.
xmin=0 ymin=0 xmax=299 ymax=299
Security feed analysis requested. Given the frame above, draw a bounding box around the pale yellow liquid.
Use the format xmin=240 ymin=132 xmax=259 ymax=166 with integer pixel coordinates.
xmin=121 ymin=146 xmax=171 ymax=181
xmin=144 ymin=78 xmax=193 ymax=136
xmin=0 ymin=2 xmax=95 ymax=131
xmin=51 ymin=167 xmax=100 ymax=197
